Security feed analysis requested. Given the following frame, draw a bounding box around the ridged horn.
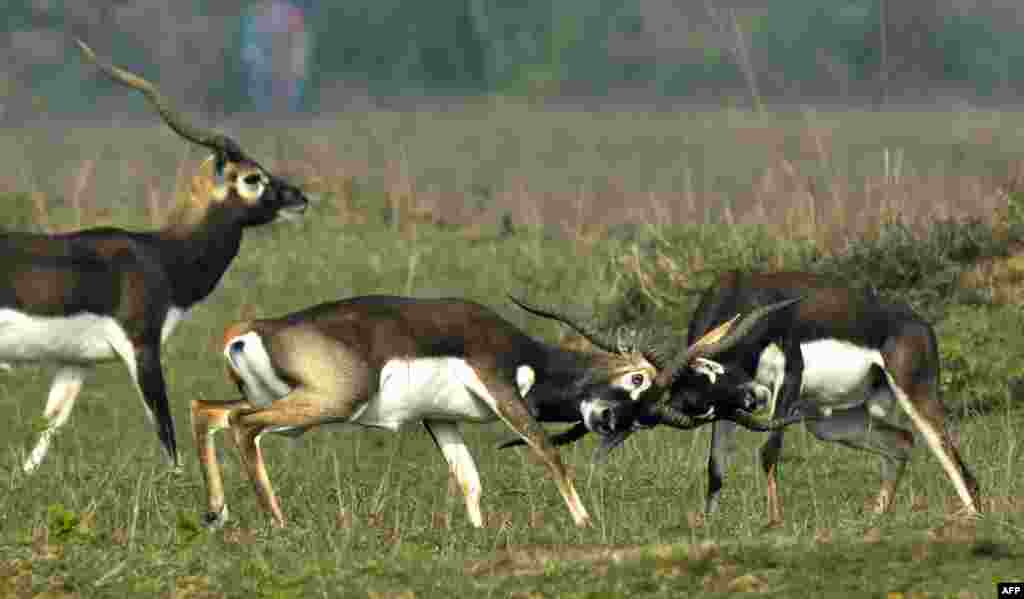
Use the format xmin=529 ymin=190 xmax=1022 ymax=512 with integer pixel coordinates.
xmin=508 ymin=294 xmax=623 ymax=354
xmin=76 ymin=39 xmax=242 ymax=160
xmin=507 ymin=294 xmax=678 ymax=371
xmin=658 ymin=297 xmax=803 ymax=388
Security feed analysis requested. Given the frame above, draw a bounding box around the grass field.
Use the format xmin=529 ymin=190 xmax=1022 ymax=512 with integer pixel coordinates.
xmin=1 ymin=108 xmax=1023 ymax=597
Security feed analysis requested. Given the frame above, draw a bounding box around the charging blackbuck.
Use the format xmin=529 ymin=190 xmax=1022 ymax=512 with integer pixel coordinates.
xmin=1 ymin=40 xmax=308 ymax=473
xmin=190 ymin=294 xmax=792 ymax=528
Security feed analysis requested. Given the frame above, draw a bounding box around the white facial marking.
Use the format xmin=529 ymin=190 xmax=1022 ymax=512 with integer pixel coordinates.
xmin=692 ymin=358 xmax=725 ymax=385
xmin=515 ymin=365 xmax=536 ymax=398
xmin=614 ymin=369 xmax=653 ymax=400
xmin=237 ymin=172 xmax=268 ymax=201
xmin=224 ymin=332 xmax=293 ymax=408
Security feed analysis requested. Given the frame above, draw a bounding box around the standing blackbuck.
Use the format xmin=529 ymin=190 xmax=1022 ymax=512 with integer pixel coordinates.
xmin=2 ymin=40 xmax=308 ymax=473
xmin=190 ymin=294 xmax=793 ymax=529
xmin=653 ymin=271 xmax=980 ymax=524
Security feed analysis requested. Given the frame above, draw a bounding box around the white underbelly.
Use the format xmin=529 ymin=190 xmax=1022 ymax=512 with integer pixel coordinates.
xmin=351 ymin=357 xmax=497 ymax=431
xmin=0 ymin=308 xmax=126 ymax=364
xmin=799 ymin=339 xmax=885 ymax=407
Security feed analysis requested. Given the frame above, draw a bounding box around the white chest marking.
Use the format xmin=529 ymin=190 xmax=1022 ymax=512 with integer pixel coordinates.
xmin=161 ymin=306 xmax=189 ymax=344
xmin=0 ymin=308 xmax=130 ymax=364
xmin=753 ymin=339 xmax=886 ymax=413
xmin=353 ymin=358 xmax=498 ymax=431
xmin=516 ymin=365 xmax=536 ymax=397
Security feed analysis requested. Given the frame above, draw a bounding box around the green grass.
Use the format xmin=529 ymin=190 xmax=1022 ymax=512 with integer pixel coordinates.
xmin=0 ymin=196 xmax=1022 ymax=598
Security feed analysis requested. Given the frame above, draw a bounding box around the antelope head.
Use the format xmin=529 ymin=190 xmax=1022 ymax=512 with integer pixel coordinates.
xmin=76 ymin=40 xmax=308 ymax=230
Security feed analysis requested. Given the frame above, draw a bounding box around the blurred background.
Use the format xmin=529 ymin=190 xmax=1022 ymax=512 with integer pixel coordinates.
xmin=1 ymin=0 xmax=1023 ymax=243
xmin=6 ymin=0 xmax=1024 ymax=116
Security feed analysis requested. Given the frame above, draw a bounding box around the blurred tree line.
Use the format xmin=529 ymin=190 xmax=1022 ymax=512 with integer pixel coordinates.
xmin=2 ymin=0 xmax=1023 ymax=117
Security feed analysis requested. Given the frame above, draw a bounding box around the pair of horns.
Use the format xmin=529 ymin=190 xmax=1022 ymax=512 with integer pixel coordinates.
xmin=76 ymin=39 xmax=243 ymax=161
xmin=508 ymin=294 xmax=800 ymax=386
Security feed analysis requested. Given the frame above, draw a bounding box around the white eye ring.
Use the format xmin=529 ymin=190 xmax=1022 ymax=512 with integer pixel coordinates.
xmin=237 ymin=175 xmax=267 ymax=200
xmin=618 ymin=370 xmax=652 ymax=400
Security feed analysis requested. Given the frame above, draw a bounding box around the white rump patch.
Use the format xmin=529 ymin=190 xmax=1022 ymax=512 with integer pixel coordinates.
xmin=516 ymin=365 xmax=535 ymax=397
xmin=224 ymin=332 xmax=293 ymax=408
xmin=350 ymin=358 xmax=497 ymax=431
xmin=0 ymin=308 xmax=130 ymax=365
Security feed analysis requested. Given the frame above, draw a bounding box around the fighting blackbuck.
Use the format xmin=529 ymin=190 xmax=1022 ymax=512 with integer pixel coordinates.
xmin=658 ymin=271 xmax=980 ymax=524
xmin=1 ymin=40 xmax=308 ymax=473
xmin=497 ymin=297 xmax=806 ymax=455
xmin=189 ymin=294 xmax=791 ymax=528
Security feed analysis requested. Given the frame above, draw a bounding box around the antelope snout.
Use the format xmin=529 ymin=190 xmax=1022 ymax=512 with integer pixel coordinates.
xmin=581 ymin=399 xmax=618 ymax=435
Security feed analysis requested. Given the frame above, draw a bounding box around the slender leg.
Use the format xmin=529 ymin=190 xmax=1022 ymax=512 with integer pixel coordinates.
xmin=109 ymin=334 xmax=178 ymax=468
xmin=884 ymin=374 xmax=979 ymax=516
xmin=760 ymin=430 xmax=785 ymax=526
xmin=706 ymin=420 xmax=737 ymax=515
xmin=804 ymin=404 xmax=913 ymax=514
xmin=424 ymin=421 xmax=483 ymax=527
xmin=23 ymin=367 xmax=87 ymax=473
xmin=462 ymin=363 xmax=590 ymax=527
xmin=230 ymin=387 xmax=355 ymax=528
xmin=745 ymin=338 xmax=802 ymax=524
xmin=191 ymin=398 xmax=253 ymax=528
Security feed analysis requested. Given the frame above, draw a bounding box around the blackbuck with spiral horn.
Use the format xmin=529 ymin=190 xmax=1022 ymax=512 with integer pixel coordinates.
xmin=2 ymin=40 xmax=308 ymax=473
xmin=497 ymin=297 xmax=808 ymax=456
xmin=650 ymin=271 xmax=980 ymax=525
xmin=190 ymin=293 xmax=713 ymax=529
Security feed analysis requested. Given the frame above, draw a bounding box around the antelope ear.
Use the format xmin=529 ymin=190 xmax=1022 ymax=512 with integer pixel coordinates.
xmin=192 ymin=155 xmax=229 ymax=201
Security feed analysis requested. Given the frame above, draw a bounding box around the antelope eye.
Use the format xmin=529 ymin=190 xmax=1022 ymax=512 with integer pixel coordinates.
xmin=243 ymin=173 xmax=263 ymax=185
xmin=631 ymin=373 xmax=646 ymax=387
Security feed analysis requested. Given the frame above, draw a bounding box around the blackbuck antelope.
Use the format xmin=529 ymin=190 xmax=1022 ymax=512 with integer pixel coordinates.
xmin=2 ymin=41 xmax=308 ymax=473
xmin=188 ymin=294 xmax=785 ymax=529
xmin=650 ymin=271 xmax=981 ymax=525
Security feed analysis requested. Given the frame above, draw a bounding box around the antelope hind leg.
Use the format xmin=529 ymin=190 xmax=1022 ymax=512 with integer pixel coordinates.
xmin=191 ymin=398 xmax=253 ymax=528
xmin=24 ymin=367 xmax=87 ymax=474
xmin=804 ymin=404 xmax=913 ymax=514
xmin=229 ymin=386 xmax=356 ymax=528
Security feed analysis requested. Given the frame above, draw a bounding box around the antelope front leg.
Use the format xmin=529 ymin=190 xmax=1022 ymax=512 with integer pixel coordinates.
xmin=424 ymin=421 xmax=484 ymax=527
xmin=191 ymin=398 xmax=253 ymax=528
xmin=466 ymin=367 xmax=591 ymax=527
